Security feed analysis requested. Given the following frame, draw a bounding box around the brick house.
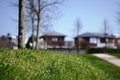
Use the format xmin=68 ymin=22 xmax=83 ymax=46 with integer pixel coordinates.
xmin=0 ymin=35 xmax=18 ymax=48
xmin=74 ymin=32 xmax=120 ymax=48
xmin=40 ymin=31 xmax=66 ymax=48
xmin=0 ymin=35 xmax=9 ymax=48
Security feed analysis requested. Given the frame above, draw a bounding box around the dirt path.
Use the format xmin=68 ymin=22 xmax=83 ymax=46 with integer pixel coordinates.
xmin=92 ymin=54 xmax=120 ymax=68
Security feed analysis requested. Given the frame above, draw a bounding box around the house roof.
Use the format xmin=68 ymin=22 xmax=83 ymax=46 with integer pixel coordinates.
xmin=76 ymin=32 xmax=118 ymax=38
xmin=40 ymin=31 xmax=66 ymax=37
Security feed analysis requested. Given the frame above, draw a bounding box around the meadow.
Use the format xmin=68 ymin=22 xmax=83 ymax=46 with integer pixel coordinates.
xmin=0 ymin=49 xmax=120 ymax=80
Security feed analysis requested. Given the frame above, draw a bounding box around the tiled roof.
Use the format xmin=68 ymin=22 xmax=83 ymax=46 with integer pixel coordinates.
xmin=41 ymin=31 xmax=66 ymax=37
xmin=77 ymin=32 xmax=117 ymax=38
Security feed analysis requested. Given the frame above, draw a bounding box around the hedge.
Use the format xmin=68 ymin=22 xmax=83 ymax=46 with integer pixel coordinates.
xmin=87 ymin=48 xmax=120 ymax=54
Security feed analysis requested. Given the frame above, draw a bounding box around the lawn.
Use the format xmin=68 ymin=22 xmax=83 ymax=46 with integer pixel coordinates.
xmin=0 ymin=49 xmax=120 ymax=80
xmin=108 ymin=53 xmax=120 ymax=58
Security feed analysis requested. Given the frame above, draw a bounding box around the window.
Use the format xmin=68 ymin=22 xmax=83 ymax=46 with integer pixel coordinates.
xmin=100 ymin=38 xmax=109 ymax=43
xmin=100 ymin=38 xmax=106 ymax=43
xmin=52 ymin=38 xmax=58 ymax=42
xmin=90 ymin=38 xmax=97 ymax=43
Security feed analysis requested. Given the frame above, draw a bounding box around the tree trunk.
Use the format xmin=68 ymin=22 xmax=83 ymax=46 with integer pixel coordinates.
xmin=36 ymin=15 xmax=40 ymax=50
xmin=18 ymin=0 xmax=26 ymax=48
xmin=35 ymin=0 xmax=41 ymax=50
xmin=77 ymin=37 xmax=80 ymax=53
xmin=31 ymin=13 xmax=35 ymax=49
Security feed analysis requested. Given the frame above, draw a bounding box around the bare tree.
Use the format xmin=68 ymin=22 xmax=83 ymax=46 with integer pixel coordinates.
xmin=10 ymin=0 xmax=34 ymax=49
xmin=74 ymin=17 xmax=82 ymax=53
xmin=12 ymin=0 xmax=64 ymax=49
xmin=28 ymin=0 xmax=64 ymax=50
xmin=31 ymin=13 xmax=35 ymax=49
xmin=101 ymin=19 xmax=111 ymax=35
xmin=18 ymin=0 xmax=26 ymax=48
xmin=100 ymin=18 xmax=112 ymax=47
xmin=27 ymin=0 xmax=36 ymax=49
xmin=116 ymin=4 xmax=120 ymax=34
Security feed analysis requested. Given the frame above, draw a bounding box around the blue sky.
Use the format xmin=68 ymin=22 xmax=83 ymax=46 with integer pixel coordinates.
xmin=0 ymin=0 xmax=120 ymax=40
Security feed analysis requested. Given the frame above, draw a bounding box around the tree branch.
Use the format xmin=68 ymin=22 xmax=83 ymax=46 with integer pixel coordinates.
xmin=40 ymin=1 xmax=62 ymax=11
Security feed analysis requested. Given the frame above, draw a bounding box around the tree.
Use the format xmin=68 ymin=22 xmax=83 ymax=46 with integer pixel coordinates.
xmin=74 ymin=17 xmax=82 ymax=53
xmin=100 ymin=19 xmax=112 ymax=47
xmin=13 ymin=0 xmax=64 ymax=49
xmin=116 ymin=5 xmax=120 ymax=34
xmin=26 ymin=0 xmax=36 ymax=49
xmin=28 ymin=0 xmax=64 ymax=50
xmin=18 ymin=0 xmax=26 ymax=48
xmin=101 ymin=19 xmax=111 ymax=35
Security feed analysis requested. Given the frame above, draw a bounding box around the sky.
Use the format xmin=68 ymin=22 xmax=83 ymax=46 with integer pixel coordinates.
xmin=0 ymin=0 xmax=120 ymax=41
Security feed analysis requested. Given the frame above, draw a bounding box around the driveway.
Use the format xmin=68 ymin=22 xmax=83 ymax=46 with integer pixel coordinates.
xmin=92 ymin=53 xmax=120 ymax=68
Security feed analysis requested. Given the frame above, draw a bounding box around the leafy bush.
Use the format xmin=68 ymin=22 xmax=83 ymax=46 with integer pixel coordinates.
xmin=0 ymin=49 xmax=120 ymax=80
xmin=87 ymin=48 xmax=120 ymax=54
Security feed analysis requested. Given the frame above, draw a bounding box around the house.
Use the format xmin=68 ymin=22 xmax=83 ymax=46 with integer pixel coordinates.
xmin=0 ymin=35 xmax=18 ymax=49
xmin=40 ymin=31 xmax=66 ymax=48
xmin=0 ymin=35 xmax=9 ymax=48
xmin=74 ymin=32 xmax=120 ymax=48
xmin=63 ymin=41 xmax=74 ymax=49
xmin=29 ymin=39 xmax=47 ymax=49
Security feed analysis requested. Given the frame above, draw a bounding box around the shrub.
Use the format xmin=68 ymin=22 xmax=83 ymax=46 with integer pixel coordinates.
xmin=87 ymin=48 xmax=120 ymax=54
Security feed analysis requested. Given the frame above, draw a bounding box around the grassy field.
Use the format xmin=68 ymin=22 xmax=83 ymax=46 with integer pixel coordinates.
xmin=109 ymin=53 xmax=120 ymax=58
xmin=0 ymin=49 xmax=120 ymax=80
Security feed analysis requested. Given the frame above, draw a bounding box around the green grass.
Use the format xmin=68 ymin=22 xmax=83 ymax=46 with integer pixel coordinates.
xmin=108 ymin=53 xmax=120 ymax=58
xmin=0 ymin=49 xmax=120 ymax=80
